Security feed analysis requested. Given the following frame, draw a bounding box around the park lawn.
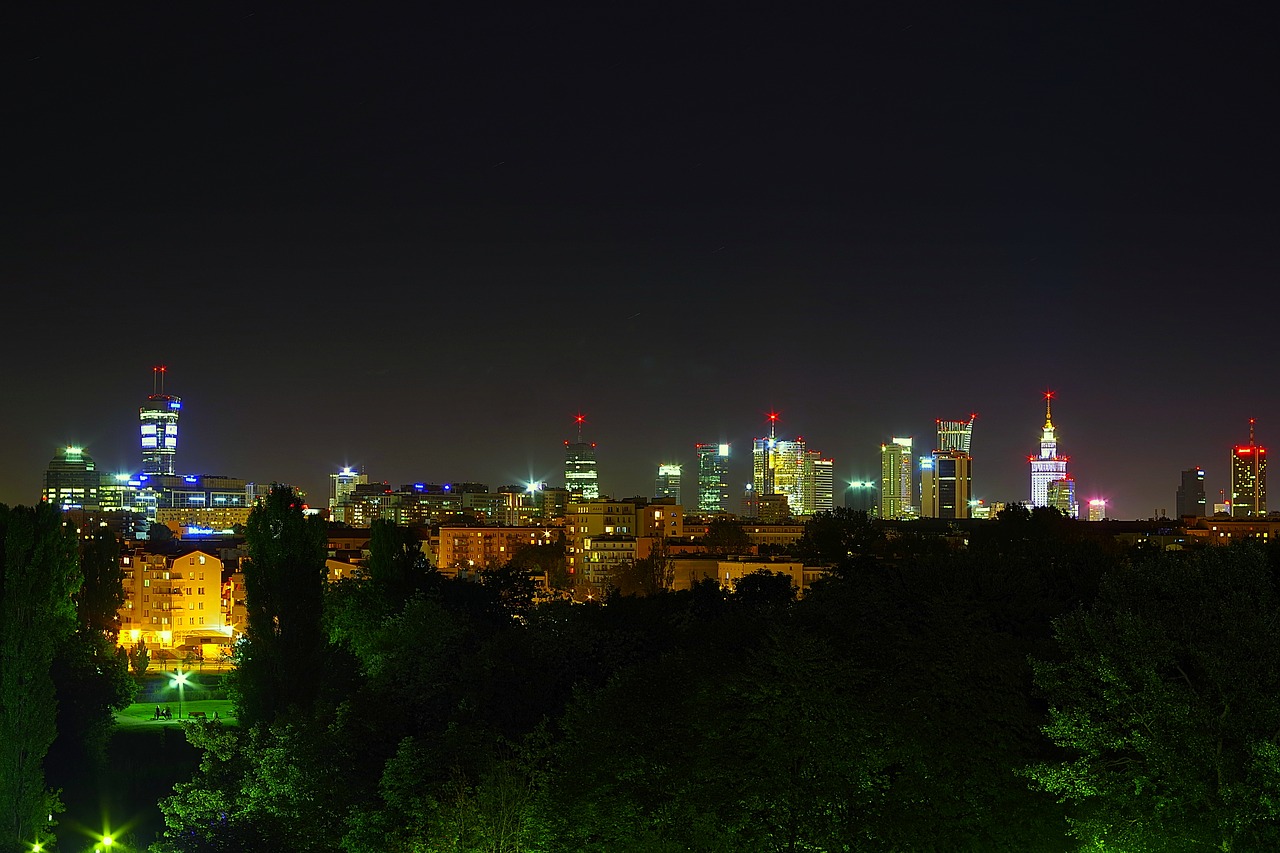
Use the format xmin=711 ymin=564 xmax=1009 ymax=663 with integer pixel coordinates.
xmin=117 ymin=698 xmax=237 ymax=728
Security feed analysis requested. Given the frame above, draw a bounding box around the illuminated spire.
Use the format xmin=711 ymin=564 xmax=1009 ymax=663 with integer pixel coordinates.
xmin=1043 ymin=390 xmax=1055 ymax=430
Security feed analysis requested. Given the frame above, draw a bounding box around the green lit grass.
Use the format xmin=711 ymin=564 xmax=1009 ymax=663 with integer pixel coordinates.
xmin=116 ymin=698 xmax=237 ymax=728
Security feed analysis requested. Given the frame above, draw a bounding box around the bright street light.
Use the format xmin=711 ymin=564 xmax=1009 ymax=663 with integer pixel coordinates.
xmin=170 ymin=669 xmax=190 ymax=719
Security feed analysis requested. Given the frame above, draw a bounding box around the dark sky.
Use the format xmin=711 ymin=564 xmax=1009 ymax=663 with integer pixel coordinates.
xmin=3 ymin=2 xmax=1276 ymax=517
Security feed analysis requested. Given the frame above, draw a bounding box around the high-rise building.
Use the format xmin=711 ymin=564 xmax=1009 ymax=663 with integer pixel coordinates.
xmin=655 ymin=463 xmax=682 ymax=505
xmin=696 ymin=443 xmax=731 ymax=514
xmin=752 ymin=414 xmax=806 ymax=515
xmin=921 ymin=449 xmax=972 ymax=519
xmin=844 ymin=480 xmax=878 ymax=515
xmin=564 ymin=414 xmax=599 ymax=501
xmin=922 ymin=415 xmax=975 ymax=519
xmin=1087 ymin=498 xmax=1107 ymax=521
xmin=42 ymin=445 xmax=100 ymax=510
xmin=1029 ymin=392 xmax=1070 ymax=512
xmin=880 ymin=437 xmax=913 ymax=520
xmin=1231 ymin=419 xmax=1267 ymax=518
xmin=140 ymin=365 xmax=181 ymax=475
xmin=330 ymin=466 xmax=368 ymax=522
xmin=1047 ymin=477 xmax=1077 ymax=517
xmin=1176 ymin=467 xmax=1207 ymax=519
xmin=936 ymin=415 xmax=976 ymax=454
xmin=804 ymin=453 xmax=835 ymax=515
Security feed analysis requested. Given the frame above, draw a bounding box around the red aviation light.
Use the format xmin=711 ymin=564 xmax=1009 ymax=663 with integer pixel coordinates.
xmin=575 ymin=414 xmax=586 ymax=425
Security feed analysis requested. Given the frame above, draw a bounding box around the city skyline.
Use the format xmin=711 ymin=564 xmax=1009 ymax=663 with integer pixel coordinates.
xmin=7 ymin=370 xmax=1269 ymax=522
xmin=5 ymin=5 xmax=1276 ymax=522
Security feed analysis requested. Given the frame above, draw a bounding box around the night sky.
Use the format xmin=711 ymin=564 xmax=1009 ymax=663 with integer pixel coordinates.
xmin=4 ymin=3 xmax=1276 ymax=518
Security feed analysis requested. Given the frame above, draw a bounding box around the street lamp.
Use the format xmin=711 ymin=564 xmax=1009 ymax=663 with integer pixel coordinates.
xmin=169 ymin=669 xmax=190 ymax=719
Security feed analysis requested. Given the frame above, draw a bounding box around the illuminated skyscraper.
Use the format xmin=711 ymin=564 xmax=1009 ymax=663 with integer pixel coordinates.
xmin=1231 ymin=419 xmax=1267 ymax=518
xmin=804 ymin=453 xmax=835 ymax=514
xmin=844 ymin=480 xmax=878 ymax=514
xmin=1047 ymin=477 xmax=1077 ymax=517
xmin=751 ymin=414 xmax=823 ymax=516
xmin=696 ymin=443 xmax=731 ymax=513
xmin=330 ymin=466 xmax=368 ymax=522
xmin=1176 ymin=467 xmax=1206 ymax=519
xmin=43 ymin=445 xmax=99 ymax=510
xmin=564 ymin=414 xmax=599 ymax=500
xmin=1087 ymin=499 xmax=1107 ymax=521
xmin=880 ymin=437 xmax=913 ymax=520
xmin=922 ymin=415 xmax=975 ymax=519
xmin=655 ymin=463 xmax=682 ymax=505
xmin=921 ymin=449 xmax=972 ymax=519
xmin=936 ymin=415 xmax=976 ymax=454
xmin=1029 ymin=392 xmax=1069 ymax=512
xmin=140 ymin=365 xmax=181 ymax=475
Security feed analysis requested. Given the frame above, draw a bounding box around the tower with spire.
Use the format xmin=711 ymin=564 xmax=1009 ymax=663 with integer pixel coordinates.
xmin=1029 ymin=391 xmax=1071 ymax=513
xmin=140 ymin=365 xmax=181 ymax=475
xmin=1230 ymin=418 xmax=1267 ymax=518
xmin=564 ymin=413 xmax=599 ymax=500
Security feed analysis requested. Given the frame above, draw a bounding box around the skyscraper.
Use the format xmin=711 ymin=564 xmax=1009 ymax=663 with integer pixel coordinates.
xmin=330 ymin=466 xmax=368 ymax=522
xmin=1231 ymin=419 xmax=1267 ymax=518
xmin=921 ymin=449 xmax=972 ymax=519
xmin=42 ymin=445 xmax=99 ymax=510
xmin=655 ymin=463 xmax=682 ymax=505
xmin=1175 ymin=467 xmax=1206 ymax=519
xmin=696 ymin=443 xmax=730 ymax=513
xmin=880 ymin=437 xmax=913 ymax=520
xmin=564 ymin=414 xmax=599 ymax=500
xmin=844 ymin=480 xmax=878 ymax=515
xmin=751 ymin=414 xmax=828 ymax=516
xmin=922 ymin=415 xmax=975 ymax=519
xmin=1029 ymin=392 xmax=1070 ymax=513
xmin=936 ymin=415 xmax=976 ymax=454
xmin=804 ymin=453 xmax=835 ymax=515
xmin=140 ymin=365 xmax=181 ymax=475
xmin=1047 ymin=477 xmax=1077 ymax=517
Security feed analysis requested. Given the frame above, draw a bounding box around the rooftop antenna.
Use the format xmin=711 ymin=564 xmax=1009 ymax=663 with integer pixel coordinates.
xmin=153 ymin=364 xmax=167 ymax=395
xmin=1250 ymin=417 xmax=1256 ymax=444
xmin=574 ymin=412 xmax=586 ymax=444
xmin=767 ymin=410 xmax=779 ymax=441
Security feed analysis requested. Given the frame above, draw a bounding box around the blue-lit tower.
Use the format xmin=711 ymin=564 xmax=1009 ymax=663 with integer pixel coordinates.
xmin=140 ymin=365 xmax=181 ymax=475
xmin=564 ymin=413 xmax=599 ymax=500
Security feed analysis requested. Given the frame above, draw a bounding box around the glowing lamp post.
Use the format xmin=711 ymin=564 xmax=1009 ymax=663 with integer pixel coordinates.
xmin=170 ymin=669 xmax=190 ymax=719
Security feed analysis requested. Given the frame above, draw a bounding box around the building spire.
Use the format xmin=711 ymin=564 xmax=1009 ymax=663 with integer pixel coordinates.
xmin=767 ymin=410 xmax=779 ymax=441
xmin=1043 ymin=390 xmax=1055 ymax=429
xmin=1250 ymin=417 xmax=1256 ymax=445
xmin=574 ymin=412 xmax=586 ymax=443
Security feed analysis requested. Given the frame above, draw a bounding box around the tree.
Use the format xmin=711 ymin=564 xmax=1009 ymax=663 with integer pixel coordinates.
xmin=0 ymin=503 xmax=80 ymax=850
xmin=1027 ymin=545 xmax=1280 ymax=851
xmin=793 ymin=507 xmax=883 ymax=566
xmin=364 ymin=519 xmax=432 ymax=608
xmin=610 ymin=539 xmax=674 ymax=598
xmin=231 ymin=486 xmax=329 ymax=726
xmin=130 ymin=638 xmax=151 ymax=676
xmin=49 ymin=527 xmax=134 ymax=769
xmin=731 ymin=569 xmax=795 ymax=611
xmin=702 ymin=518 xmax=751 ymax=557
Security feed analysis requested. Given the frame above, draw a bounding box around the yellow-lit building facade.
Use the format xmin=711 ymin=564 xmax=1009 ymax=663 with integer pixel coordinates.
xmin=118 ymin=549 xmax=230 ymax=659
xmin=435 ymin=526 xmax=561 ymax=577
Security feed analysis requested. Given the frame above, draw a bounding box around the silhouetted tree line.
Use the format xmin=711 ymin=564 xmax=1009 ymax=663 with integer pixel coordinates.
xmin=0 ymin=504 xmax=135 ymax=852
xmin=151 ymin=492 xmax=1280 ymax=851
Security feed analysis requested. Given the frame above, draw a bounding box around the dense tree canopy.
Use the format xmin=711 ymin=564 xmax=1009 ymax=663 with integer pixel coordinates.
xmin=150 ymin=513 xmax=1280 ymax=852
xmin=0 ymin=503 xmax=80 ymax=850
